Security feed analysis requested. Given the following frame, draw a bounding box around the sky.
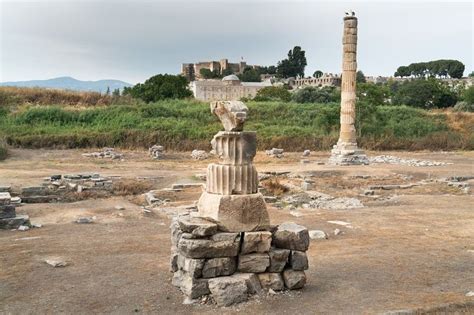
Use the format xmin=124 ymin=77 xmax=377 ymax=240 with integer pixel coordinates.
xmin=0 ymin=0 xmax=472 ymax=84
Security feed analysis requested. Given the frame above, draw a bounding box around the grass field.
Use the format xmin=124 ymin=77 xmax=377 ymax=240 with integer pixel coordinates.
xmin=1 ymin=95 xmax=472 ymax=151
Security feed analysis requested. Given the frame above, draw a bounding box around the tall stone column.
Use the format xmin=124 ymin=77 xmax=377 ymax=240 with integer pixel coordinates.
xmin=329 ymin=12 xmax=369 ymax=165
xmin=197 ymin=101 xmax=270 ymax=232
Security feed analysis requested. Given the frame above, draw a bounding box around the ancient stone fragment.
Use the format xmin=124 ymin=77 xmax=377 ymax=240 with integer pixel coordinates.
xmin=0 ymin=215 xmax=30 ymax=229
xmin=170 ymin=217 xmax=183 ymax=247
xmin=232 ymin=273 xmax=263 ymax=295
xmin=238 ymin=253 xmax=270 ymax=273
xmin=241 ymin=231 xmax=272 ymax=254
xmin=177 ymin=233 xmax=241 ymax=258
xmin=282 ymin=269 xmax=307 ymax=289
xmin=179 ymin=273 xmax=210 ymax=299
xmin=290 ymin=251 xmax=308 ymax=271
xmin=267 ymin=248 xmax=290 ymax=272
xmin=170 ymin=249 xmax=179 ymax=272
xmin=0 ymin=205 xmax=16 ymax=219
xmin=202 ymin=257 xmax=237 ymax=278
xmin=178 ymin=216 xmax=218 ymax=237
xmin=257 ymin=273 xmax=284 ymax=291
xmin=272 ymin=222 xmax=310 ymax=251
xmin=210 ymin=101 xmax=248 ymax=132
xmin=176 ymin=255 xmax=205 ymax=278
xmin=0 ymin=192 xmax=11 ymax=205
xmin=208 ymin=275 xmax=249 ymax=307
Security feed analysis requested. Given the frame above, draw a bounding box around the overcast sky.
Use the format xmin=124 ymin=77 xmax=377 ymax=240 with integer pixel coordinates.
xmin=0 ymin=0 xmax=472 ymax=84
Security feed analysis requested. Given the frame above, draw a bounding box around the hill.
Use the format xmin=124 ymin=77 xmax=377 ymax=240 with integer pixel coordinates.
xmin=0 ymin=76 xmax=132 ymax=93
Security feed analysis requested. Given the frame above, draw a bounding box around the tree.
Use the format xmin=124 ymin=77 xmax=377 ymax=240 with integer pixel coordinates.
xmin=105 ymin=86 xmax=110 ymax=95
xmin=357 ymin=83 xmax=389 ymax=105
xmin=276 ymin=46 xmax=307 ymax=78
xmin=395 ymin=60 xmax=465 ymax=78
xmin=238 ymin=67 xmax=261 ymax=82
xmin=123 ymin=74 xmax=192 ymax=103
xmin=112 ymin=88 xmax=120 ymax=97
xmin=253 ymin=86 xmax=292 ymax=102
xmin=394 ymin=66 xmax=410 ymax=78
xmin=313 ymin=70 xmax=323 ymax=78
xmin=391 ymin=78 xmax=457 ymax=109
xmin=469 ymin=71 xmax=474 ymax=78
xmin=292 ymin=86 xmax=340 ymax=103
xmin=356 ymin=70 xmax=366 ymax=83
xmin=462 ymin=86 xmax=474 ymax=104
xmin=221 ymin=68 xmax=234 ymax=77
xmin=199 ymin=68 xmax=220 ymax=79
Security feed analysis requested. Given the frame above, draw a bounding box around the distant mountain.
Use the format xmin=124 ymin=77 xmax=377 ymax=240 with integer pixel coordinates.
xmin=0 ymin=76 xmax=133 ymax=93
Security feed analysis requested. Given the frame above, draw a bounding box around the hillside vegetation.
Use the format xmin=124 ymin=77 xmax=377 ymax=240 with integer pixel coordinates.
xmin=0 ymin=89 xmax=472 ymax=151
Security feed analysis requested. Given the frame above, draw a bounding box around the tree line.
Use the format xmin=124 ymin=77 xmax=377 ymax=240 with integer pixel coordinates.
xmin=394 ymin=60 xmax=465 ymax=79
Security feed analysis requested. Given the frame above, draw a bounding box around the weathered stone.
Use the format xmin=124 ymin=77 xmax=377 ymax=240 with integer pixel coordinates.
xmin=241 ymin=231 xmax=272 ymax=254
xmin=45 ymin=258 xmax=68 ymax=267
xmin=21 ymin=186 xmax=48 ymax=196
xmin=202 ymin=257 xmax=236 ymax=278
xmin=177 ymin=233 xmax=240 ymax=258
xmin=309 ymin=230 xmax=328 ymax=240
xmin=75 ymin=217 xmax=94 ymax=224
xmin=0 ymin=192 xmax=11 ymax=205
xmin=170 ymin=217 xmax=183 ymax=248
xmin=238 ymin=253 xmax=270 ymax=273
xmin=301 ymin=181 xmax=313 ymax=191
xmin=191 ymin=150 xmax=208 ymax=160
xmin=197 ymin=192 xmax=269 ymax=232
xmin=282 ymin=269 xmax=306 ymax=289
xmin=179 ymin=273 xmax=210 ymax=299
xmin=0 ymin=215 xmax=30 ymax=229
xmin=290 ymin=251 xmax=308 ymax=271
xmin=272 ymin=222 xmax=310 ymax=251
xmin=208 ymin=275 xmax=248 ymax=307
xmin=257 ymin=273 xmax=284 ymax=291
xmin=177 ymin=255 xmax=205 ymax=278
xmin=233 ymin=273 xmax=263 ymax=295
xmin=0 ymin=186 xmax=11 ymax=193
xmin=170 ymin=249 xmax=179 ymax=272
xmin=267 ymin=248 xmax=290 ymax=272
xmin=210 ymin=101 xmax=248 ymax=132
xmin=178 ymin=216 xmax=217 ymax=237
xmin=302 ymin=150 xmax=311 ymax=157
xmin=0 ymin=204 xmax=16 ymax=219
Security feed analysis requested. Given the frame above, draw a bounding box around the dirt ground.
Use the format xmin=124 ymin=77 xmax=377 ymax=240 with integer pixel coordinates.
xmin=0 ymin=149 xmax=473 ymax=314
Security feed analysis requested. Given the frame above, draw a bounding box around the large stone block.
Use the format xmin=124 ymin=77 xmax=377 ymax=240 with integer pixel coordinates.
xmin=0 ymin=204 xmax=16 ymax=219
xmin=179 ymin=273 xmax=210 ymax=299
xmin=0 ymin=192 xmax=11 ymax=205
xmin=272 ymin=222 xmax=310 ymax=251
xmin=210 ymin=101 xmax=248 ymax=132
xmin=290 ymin=250 xmax=308 ymax=271
xmin=177 ymin=216 xmax=217 ymax=237
xmin=202 ymin=257 xmax=236 ymax=278
xmin=206 ymin=164 xmax=258 ymax=195
xmin=177 ymin=232 xmax=240 ymax=258
xmin=170 ymin=217 xmax=183 ymax=248
xmin=233 ymin=273 xmax=263 ymax=295
xmin=257 ymin=273 xmax=284 ymax=291
xmin=238 ymin=253 xmax=270 ymax=273
xmin=177 ymin=255 xmax=205 ymax=278
xmin=197 ymin=192 xmax=269 ymax=232
xmin=267 ymin=248 xmax=290 ymax=272
xmin=282 ymin=269 xmax=306 ymax=289
xmin=208 ymin=275 xmax=249 ymax=307
xmin=0 ymin=215 xmax=30 ymax=229
xmin=241 ymin=231 xmax=272 ymax=254
xmin=210 ymin=131 xmax=257 ymax=165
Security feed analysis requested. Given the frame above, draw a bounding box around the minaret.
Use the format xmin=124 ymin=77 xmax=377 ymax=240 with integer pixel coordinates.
xmin=329 ymin=12 xmax=369 ymax=165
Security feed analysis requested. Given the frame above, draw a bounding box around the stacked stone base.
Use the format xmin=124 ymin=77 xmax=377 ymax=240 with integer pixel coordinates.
xmin=170 ymin=215 xmax=309 ymax=306
xmin=329 ymin=142 xmax=369 ymax=165
xmin=0 ymin=192 xmax=30 ymax=229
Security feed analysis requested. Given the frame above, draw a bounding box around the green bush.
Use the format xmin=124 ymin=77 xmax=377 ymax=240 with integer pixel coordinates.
xmin=453 ymin=101 xmax=474 ymax=112
xmin=0 ymin=139 xmax=7 ymax=160
xmin=392 ymin=78 xmax=457 ymax=109
xmin=462 ymin=86 xmax=474 ymax=104
xmin=123 ymin=74 xmax=192 ymax=103
xmin=253 ymin=87 xmax=291 ymax=102
xmin=292 ymin=86 xmax=340 ymax=103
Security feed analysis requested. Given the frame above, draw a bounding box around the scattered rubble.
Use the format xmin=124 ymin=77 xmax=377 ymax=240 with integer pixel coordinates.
xmin=191 ymin=150 xmax=209 ymax=160
xmin=369 ymin=155 xmax=450 ymax=167
xmin=45 ymin=258 xmax=68 ymax=267
xmin=283 ymin=192 xmax=363 ymax=210
xmin=334 ymin=229 xmax=342 ymax=236
xmin=75 ymin=217 xmax=95 ymax=224
xmin=149 ymin=145 xmax=164 ymax=159
xmin=265 ymin=148 xmax=284 ymax=158
xmin=0 ymin=191 xmax=31 ymax=229
xmin=82 ymin=147 xmax=124 ymax=160
xmin=17 ymin=225 xmax=30 ymax=231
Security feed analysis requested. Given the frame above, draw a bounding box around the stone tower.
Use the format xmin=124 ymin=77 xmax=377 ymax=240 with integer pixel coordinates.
xmin=329 ymin=12 xmax=369 ymax=165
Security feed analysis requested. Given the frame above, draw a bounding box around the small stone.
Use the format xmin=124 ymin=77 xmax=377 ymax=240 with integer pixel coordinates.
xmin=466 ymin=291 xmax=474 ymax=297
xmin=191 ymin=150 xmax=208 ymax=160
xmin=302 ymin=150 xmax=311 ymax=157
xmin=202 ymin=257 xmax=236 ymax=278
xmin=32 ymin=223 xmax=43 ymax=228
xmin=301 ymin=181 xmax=313 ymax=191
xmin=309 ymin=230 xmax=328 ymax=240
xmin=290 ymin=251 xmax=308 ymax=271
xmin=45 ymin=258 xmax=68 ymax=267
xmin=334 ymin=228 xmax=342 ymax=235
xmin=272 ymin=222 xmax=310 ymax=251
xmin=75 ymin=217 xmax=94 ymax=224
xmin=257 ymin=273 xmax=284 ymax=291
xmin=267 ymin=248 xmax=290 ymax=273
xmin=363 ymin=190 xmax=375 ymax=196
xmin=241 ymin=231 xmax=272 ymax=254
xmin=182 ymin=297 xmax=199 ymax=305
xmin=282 ymin=269 xmax=306 ymax=289
xmin=115 ymin=205 xmax=125 ymax=210
xmin=178 ymin=216 xmax=218 ymax=237
xmin=238 ymin=253 xmax=270 ymax=273
xmin=208 ymin=275 xmax=249 ymax=307
xmin=17 ymin=225 xmax=29 ymax=231
xmin=268 ymin=288 xmax=277 ymax=295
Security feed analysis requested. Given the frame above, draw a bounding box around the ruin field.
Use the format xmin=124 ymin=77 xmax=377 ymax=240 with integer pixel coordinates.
xmin=0 ymin=149 xmax=473 ymax=314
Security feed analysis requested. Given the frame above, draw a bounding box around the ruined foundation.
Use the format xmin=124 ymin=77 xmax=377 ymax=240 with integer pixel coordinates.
xmin=170 ymin=101 xmax=310 ymax=306
xmin=329 ymin=14 xmax=369 ymax=165
xmin=0 ymin=191 xmax=30 ymax=229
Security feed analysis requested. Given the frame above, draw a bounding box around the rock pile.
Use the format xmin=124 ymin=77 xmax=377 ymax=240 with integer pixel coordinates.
xmin=369 ymin=155 xmax=450 ymax=167
xmin=171 ymin=216 xmax=309 ymax=306
xmin=82 ymin=147 xmax=124 ymax=160
xmin=265 ymin=148 xmax=284 ymax=158
xmin=149 ymin=145 xmax=164 ymax=159
xmin=283 ymin=191 xmax=363 ymax=210
xmin=0 ymin=191 xmax=30 ymax=229
xmin=191 ymin=150 xmax=208 ymax=160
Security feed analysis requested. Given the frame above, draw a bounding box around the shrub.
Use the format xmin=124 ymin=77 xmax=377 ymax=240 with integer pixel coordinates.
xmin=462 ymin=86 xmax=474 ymax=104
xmin=0 ymin=139 xmax=7 ymax=160
xmin=292 ymin=86 xmax=340 ymax=103
xmin=391 ymin=78 xmax=457 ymax=108
xmin=123 ymin=74 xmax=192 ymax=103
xmin=453 ymin=102 xmax=474 ymax=112
xmin=253 ymin=86 xmax=291 ymax=102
